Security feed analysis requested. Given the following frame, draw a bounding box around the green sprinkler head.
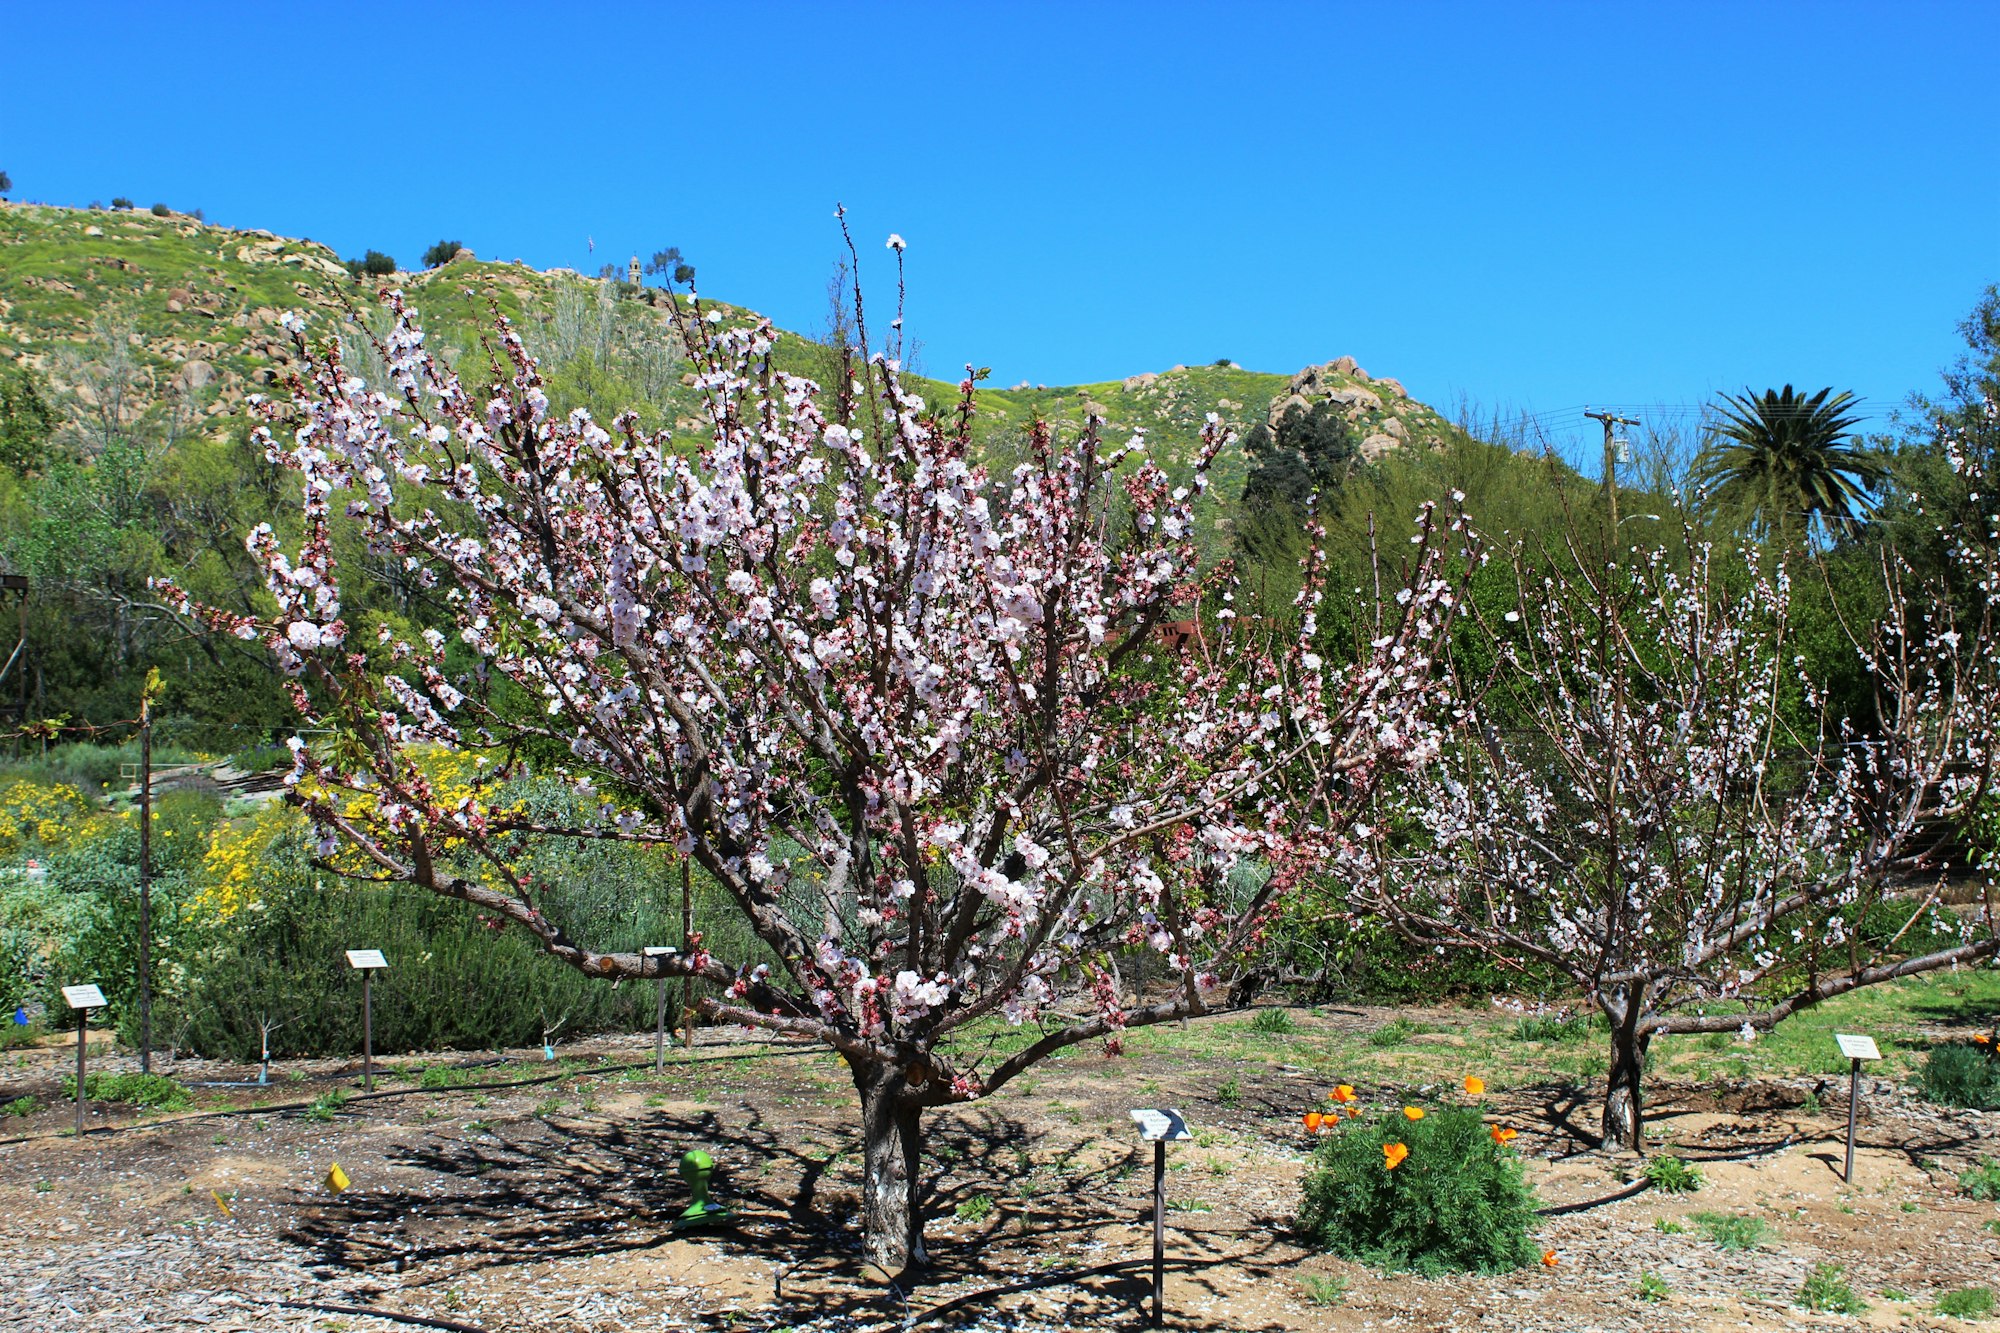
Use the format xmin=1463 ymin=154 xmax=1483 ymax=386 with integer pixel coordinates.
xmin=671 ymin=1148 xmax=734 ymax=1231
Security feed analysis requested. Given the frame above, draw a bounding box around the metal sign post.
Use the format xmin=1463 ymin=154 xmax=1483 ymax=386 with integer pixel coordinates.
xmin=345 ymin=951 xmax=388 ymax=1092
xmin=643 ymin=946 xmax=677 ymax=1073
xmin=1129 ymin=1108 xmax=1193 ymax=1327
xmin=62 ymin=985 xmax=106 ymax=1135
xmin=1834 ymin=1033 xmax=1882 ymax=1184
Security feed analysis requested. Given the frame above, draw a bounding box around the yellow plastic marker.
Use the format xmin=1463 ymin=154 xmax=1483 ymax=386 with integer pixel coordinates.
xmin=324 ymin=1163 xmax=350 ymax=1193
xmin=211 ymin=1190 xmax=232 ymax=1217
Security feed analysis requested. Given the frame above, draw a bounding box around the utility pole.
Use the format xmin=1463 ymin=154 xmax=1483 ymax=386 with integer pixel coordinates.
xmin=1585 ymin=410 xmax=1641 ymax=540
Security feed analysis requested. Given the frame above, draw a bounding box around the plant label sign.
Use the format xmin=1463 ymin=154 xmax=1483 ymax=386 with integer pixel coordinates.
xmin=345 ymin=949 xmax=388 ymax=970
xmin=1834 ymin=1033 xmax=1881 ymax=1061
xmin=1129 ymin=1108 xmax=1193 ymax=1142
xmin=642 ymin=946 xmax=678 ymax=957
xmin=61 ymin=984 xmax=106 ymax=1010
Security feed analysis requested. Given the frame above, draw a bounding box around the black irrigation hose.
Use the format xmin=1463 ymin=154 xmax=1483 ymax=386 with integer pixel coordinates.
xmin=0 ymin=1042 xmax=823 ymax=1146
xmin=273 ymin=1299 xmax=490 ymax=1333
xmin=1536 ymin=1176 xmax=1652 ymax=1216
xmin=186 ymin=1055 xmax=516 ymax=1088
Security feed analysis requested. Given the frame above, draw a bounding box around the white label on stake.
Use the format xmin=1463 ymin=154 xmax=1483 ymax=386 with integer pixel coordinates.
xmin=1129 ymin=1108 xmax=1193 ymax=1142
xmin=345 ymin=949 xmax=388 ymax=970
xmin=642 ymin=946 xmax=678 ymax=958
xmin=1834 ymin=1033 xmax=1881 ymax=1061
xmin=61 ymin=985 xmax=106 ymax=1009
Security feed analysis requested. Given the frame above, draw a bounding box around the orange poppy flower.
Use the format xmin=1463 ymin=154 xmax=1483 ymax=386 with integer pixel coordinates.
xmin=1490 ymin=1126 xmax=1518 ymax=1146
xmin=1403 ymin=1106 xmax=1425 ymax=1121
xmin=1332 ymin=1085 xmax=1357 ymax=1104
xmin=1541 ymin=1250 xmax=1559 ymax=1268
xmin=1346 ymin=1107 xmax=1361 ymax=1118
xmin=1463 ymin=1075 xmax=1485 ymax=1097
xmin=1304 ymin=1111 xmax=1324 ymax=1132
xmin=1383 ymin=1142 xmax=1409 ymax=1170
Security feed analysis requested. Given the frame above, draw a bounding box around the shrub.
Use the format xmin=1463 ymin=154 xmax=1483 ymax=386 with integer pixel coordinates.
xmin=1958 ymin=1158 xmax=2000 ymax=1201
xmin=1687 ymin=1211 xmax=1772 ymax=1251
xmin=2 ymin=1095 xmax=37 ymax=1118
xmin=1920 ymin=1043 xmax=2000 ymax=1110
xmin=1641 ymin=1155 xmax=1704 ymax=1194
xmin=149 ymin=203 xmax=170 ymax=217
xmin=1796 ymin=1262 xmax=1867 ymax=1314
xmin=1367 ymin=1016 xmax=1436 ymax=1047
xmin=1296 ymin=1100 xmax=1539 ymax=1275
xmin=1250 ymin=1007 xmax=1295 ymax=1035
xmin=421 ymin=239 xmax=464 ymax=269
xmin=111 ymin=197 xmax=133 ymax=210
xmin=1937 ymin=1287 xmax=1996 ymax=1320
xmin=60 ymin=1071 xmax=191 ymax=1111
xmin=345 ymin=250 xmax=396 ymax=279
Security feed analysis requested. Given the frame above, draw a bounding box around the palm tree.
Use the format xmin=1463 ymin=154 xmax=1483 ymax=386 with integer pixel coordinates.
xmin=1695 ymin=385 xmax=1882 ymax=542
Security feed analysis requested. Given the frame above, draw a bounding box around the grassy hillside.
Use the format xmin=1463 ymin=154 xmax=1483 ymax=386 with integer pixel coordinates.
xmin=0 ymin=200 xmax=1454 ymax=494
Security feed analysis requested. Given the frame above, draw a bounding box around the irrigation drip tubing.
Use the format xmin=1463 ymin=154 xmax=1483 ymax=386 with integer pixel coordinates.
xmin=1536 ymin=1176 xmax=1651 ymax=1215
xmin=0 ymin=1041 xmax=821 ymax=1146
xmin=186 ymin=1055 xmax=515 ymax=1088
xmin=273 ymin=1299 xmax=490 ymax=1333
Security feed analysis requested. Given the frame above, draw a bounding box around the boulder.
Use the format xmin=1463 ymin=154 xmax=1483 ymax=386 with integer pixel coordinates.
xmin=451 ymin=247 xmax=475 ymax=263
xmin=177 ymin=360 xmax=214 ymax=391
xmin=1329 ymin=355 xmax=1358 ymax=376
xmin=1361 ymin=432 xmax=1400 ymax=459
xmin=164 ymin=299 xmax=184 ymax=314
xmin=1375 ymin=377 xmax=1406 ymax=398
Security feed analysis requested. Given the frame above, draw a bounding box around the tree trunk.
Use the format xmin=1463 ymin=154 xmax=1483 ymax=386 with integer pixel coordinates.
xmin=854 ymin=1062 xmax=927 ymax=1278
xmin=1601 ymin=1017 xmax=1651 ymax=1151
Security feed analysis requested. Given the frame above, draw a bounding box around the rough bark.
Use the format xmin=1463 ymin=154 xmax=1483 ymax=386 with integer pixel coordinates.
xmin=853 ymin=1062 xmax=927 ymax=1278
xmin=1601 ymin=1013 xmax=1651 ymax=1151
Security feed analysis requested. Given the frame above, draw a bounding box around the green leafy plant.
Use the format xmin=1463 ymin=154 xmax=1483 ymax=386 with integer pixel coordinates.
xmin=1635 ymin=1271 xmax=1670 ymax=1303
xmin=1250 ymin=1007 xmax=1296 ymax=1035
xmin=953 ymin=1193 xmax=994 ymax=1223
xmin=2 ymin=1095 xmax=36 ymax=1118
xmin=303 ymin=1089 xmax=348 ymax=1123
xmin=1298 ymin=1273 xmax=1349 ymax=1307
xmin=1921 ymin=1044 xmax=2000 ymax=1110
xmin=59 ymin=1071 xmax=190 ymax=1111
xmin=1368 ymin=1017 xmax=1437 ymax=1047
xmin=1796 ymin=1262 xmax=1867 ymax=1314
xmin=1959 ymin=1159 xmax=2000 ymax=1201
xmin=1652 ymin=1217 xmax=1685 ymax=1234
xmin=1936 ymin=1287 xmax=1996 ymax=1320
xmin=1640 ymin=1155 xmax=1704 ymax=1194
xmin=149 ymin=203 xmax=170 ymax=218
xmin=1217 ymin=1076 xmax=1242 ymax=1107
xmin=1296 ymin=1102 xmax=1539 ymax=1275
xmin=1511 ymin=1014 xmax=1591 ymax=1043
xmin=418 ymin=1065 xmax=471 ymax=1090
xmin=1687 ymin=1212 xmax=1773 ymax=1251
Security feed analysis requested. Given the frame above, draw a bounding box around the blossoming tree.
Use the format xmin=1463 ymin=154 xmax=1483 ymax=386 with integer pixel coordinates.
xmin=1360 ymin=501 xmax=2000 ymax=1150
xmin=162 ymin=276 xmax=1470 ymax=1273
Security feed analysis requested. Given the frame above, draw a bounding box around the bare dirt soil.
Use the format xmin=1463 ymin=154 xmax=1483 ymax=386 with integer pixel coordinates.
xmin=2 ymin=1006 xmax=1995 ymax=1333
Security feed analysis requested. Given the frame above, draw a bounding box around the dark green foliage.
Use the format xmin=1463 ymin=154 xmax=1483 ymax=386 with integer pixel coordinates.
xmin=1695 ymin=384 xmax=1881 ymax=540
xmin=111 ymin=197 xmax=133 ymax=211
xmin=1921 ymin=1045 xmax=2000 ymax=1111
xmin=1296 ymin=1103 xmax=1540 ymax=1275
xmin=1238 ymin=399 xmax=1361 ymax=560
xmin=1249 ymin=1007 xmax=1295 ymax=1035
xmin=645 ymin=246 xmax=693 ymax=285
xmin=149 ymin=204 xmax=170 ymax=218
xmin=0 ymin=171 xmax=11 ymax=196
xmin=1640 ymin=1155 xmax=1704 ymax=1194
xmin=1796 ymin=1262 xmax=1867 ymax=1315
xmin=0 ymin=359 xmax=57 ymax=474
xmin=1958 ymin=1158 xmax=2000 ymax=1200
xmin=421 ymin=239 xmax=463 ymax=269
xmin=344 ymin=250 xmax=396 ymax=279
xmin=2 ymin=1095 xmax=37 ymax=1117
xmin=60 ymin=1071 xmax=192 ymax=1110
xmin=1512 ymin=1014 xmax=1596 ymax=1043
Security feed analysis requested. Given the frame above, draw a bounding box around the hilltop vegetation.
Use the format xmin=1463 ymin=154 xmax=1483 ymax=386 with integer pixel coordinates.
xmin=0 ymin=200 xmax=1467 ymax=742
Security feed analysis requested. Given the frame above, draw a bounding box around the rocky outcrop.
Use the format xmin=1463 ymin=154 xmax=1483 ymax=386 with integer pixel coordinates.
xmin=1263 ymin=358 xmax=1446 ymax=460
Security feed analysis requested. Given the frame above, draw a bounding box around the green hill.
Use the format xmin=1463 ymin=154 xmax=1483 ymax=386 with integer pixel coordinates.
xmin=0 ymin=200 xmax=1461 ymax=741
xmin=0 ymin=200 xmax=1452 ymax=476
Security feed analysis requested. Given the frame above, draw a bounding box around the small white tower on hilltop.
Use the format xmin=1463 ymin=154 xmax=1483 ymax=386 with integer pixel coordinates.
xmin=628 ymin=255 xmax=642 ymax=285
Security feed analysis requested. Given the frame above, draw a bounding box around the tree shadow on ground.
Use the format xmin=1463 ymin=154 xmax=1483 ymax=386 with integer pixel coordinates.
xmin=283 ymin=1101 xmax=1293 ymax=1330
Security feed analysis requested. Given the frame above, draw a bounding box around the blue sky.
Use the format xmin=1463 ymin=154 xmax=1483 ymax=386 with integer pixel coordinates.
xmin=4 ymin=1 xmax=1995 ymax=460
